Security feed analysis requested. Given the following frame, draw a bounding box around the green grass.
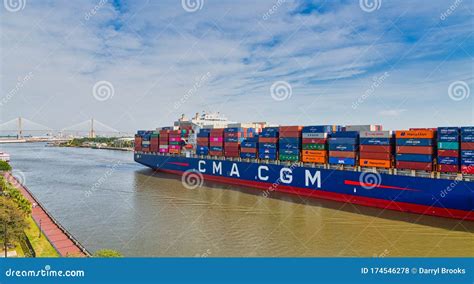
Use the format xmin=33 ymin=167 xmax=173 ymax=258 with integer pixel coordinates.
xmin=24 ymin=216 xmax=59 ymax=257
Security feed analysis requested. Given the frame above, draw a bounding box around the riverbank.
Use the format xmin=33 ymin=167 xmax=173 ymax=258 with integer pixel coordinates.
xmin=50 ymin=144 xmax=133 ymax=152
xmin=3 ymin=172 xmax=90 ymax=257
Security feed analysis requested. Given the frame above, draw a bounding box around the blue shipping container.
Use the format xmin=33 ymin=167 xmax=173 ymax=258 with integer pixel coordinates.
xmin=396 ymin=154 xmax=433 ymax=163
xmin=438 ymin=157 xmax=459 ymax=165
xmin=241 ymin=142 xmax=257 ymax=148
xmin=331 ymin=131 xmax=359 ymax=138
xmin=461 ymin=135 xmax=474 ymax=142
xmin=460 ymin=127 xmax=474 ymax=135
xmin=461 ymin=150 xmax=474 ymax=158
xmin=240 ymin=153 xmax=257 ymax=159
xmin=461 ymin=157 xmax=474 ymax=165
xmin=259 ymin=147 xmax=277 ymax=154
xmin=196 ymin=149 xmax=209 ymax=155
xmin=279 ymin=138 xmax=300 ymax=144
xmin=302 ymin=125 xmax=333 ymax=133
xmin=210 ymin=146 xmax=223 ymax=151
xmin=280 ymin=149 xmax=299 ymax=155
xmin=279 ymin=143 xmax=300 ymax=150
xmin=329 ymin=144 xmax=358 ymax=151
xmin=438 ymin=135 xmax=459 ymax=142
xmin=438 ymin=127 xmax=458 ymax=135
xmin=259 ymin=153 xmax=278 ymax=160
xmin=262 ymin=127 xmax=279 ymax=134
xmin=328 ymin=137 xmax=358 ymax=145
xmin=260 ymin=143 xmax=277 ymax=149
xmin=396 ymin=138 xmax=433 ymax=146
xmin=359 ymin=138 xmax=391 ymax=145
xmin=328 ymin=157 xmax=356 ymax=165
xmin=224 ymin=127 xmax=242 ymax=133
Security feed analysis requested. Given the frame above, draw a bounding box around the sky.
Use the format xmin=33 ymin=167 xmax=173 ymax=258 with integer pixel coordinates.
xmin=1 ymin=0 xmax=473 ymax=133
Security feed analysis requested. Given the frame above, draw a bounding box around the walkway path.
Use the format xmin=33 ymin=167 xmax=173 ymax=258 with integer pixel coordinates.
xmin=4 ymin=172 xmax=90 ymax=257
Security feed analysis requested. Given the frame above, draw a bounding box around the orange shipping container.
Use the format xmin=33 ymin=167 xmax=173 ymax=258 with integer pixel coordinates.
xmin=302 ymin=155 xmax=327 ymax=164
xmin=329 ymin=151 xmax=356 ymax=158
xmin=360 ymin=158 xmax=391 ymax=168
xmin=279 ymin=126 xmax=302 ymax=132
xmin=169 ymin=149 xmax=180 ymax=154
xmin=395 ymin=130 xmax=435 ymax=139
xmin=302 ymin=150 xmax=327 ymax=157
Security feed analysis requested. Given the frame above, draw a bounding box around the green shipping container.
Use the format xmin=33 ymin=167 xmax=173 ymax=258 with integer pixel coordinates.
xmin=302 ymin=144 xmax=326 ymax=150
xmin=151 ymin=134 xmax=159 ymax=138
xmin=169 ymin=141 xmax=180 ymax=145
xmin=279 ymin=154 xmax=300 ymax=161
xmin=438 ymin=142 xmax=459 ymax=150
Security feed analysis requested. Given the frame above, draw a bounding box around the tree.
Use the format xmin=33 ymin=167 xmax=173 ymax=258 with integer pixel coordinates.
xmin=0 ymin=196 xmax=30 ymax=256
xmin=0 ymin=161 xmax=12 ymax=172
xmin=94 ymin=249 xmax=123 ymax=257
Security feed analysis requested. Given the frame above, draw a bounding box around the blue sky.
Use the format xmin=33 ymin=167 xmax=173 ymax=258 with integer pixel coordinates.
xmin=1 ymin=0 xmax=473 ymax=132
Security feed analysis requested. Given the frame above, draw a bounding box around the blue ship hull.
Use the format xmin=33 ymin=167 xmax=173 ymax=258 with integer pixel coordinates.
xmin=135 ymin=153 xmax=474 ymax=220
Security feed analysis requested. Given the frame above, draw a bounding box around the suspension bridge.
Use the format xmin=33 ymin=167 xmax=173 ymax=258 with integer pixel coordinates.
xmin=0 ymin=117 xmax=133 ymax=143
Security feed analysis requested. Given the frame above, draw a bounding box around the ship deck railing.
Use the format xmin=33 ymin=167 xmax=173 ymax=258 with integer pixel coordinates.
xmin=136 ymin=151 xmax=473 ymax=182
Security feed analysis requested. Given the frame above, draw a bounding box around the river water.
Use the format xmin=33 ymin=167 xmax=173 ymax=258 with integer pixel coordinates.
xmin=1 ymin=143 xmax=473 ymax=257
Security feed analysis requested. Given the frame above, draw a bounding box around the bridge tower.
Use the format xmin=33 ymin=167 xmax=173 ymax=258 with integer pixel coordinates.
xmin=17 ymin=117 xmax=23 ymax=139
xmin=89 ymin=118 xmax=96 ymax=138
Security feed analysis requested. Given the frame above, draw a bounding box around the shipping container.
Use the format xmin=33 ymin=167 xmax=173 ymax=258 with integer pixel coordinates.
xmin=396 ymin=161 xmax=433 ymax=171
xmin=396 ymin=146 xmax=434 ymax=155
xmin=395 ymin=130 xmax=435 ymax=139
xmin=396 ymin=154 xmax=434 ymax=163
xmin=360 ymin=159 xmax=391 ymax=168
xmin=359 ymin=131 xmax=392 ymax=138
xmin=328 ymin=157 xmax=356 ymax=166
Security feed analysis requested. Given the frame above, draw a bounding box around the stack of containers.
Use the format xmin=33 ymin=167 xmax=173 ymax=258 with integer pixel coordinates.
xmin=196 ymin=128 xmax=211 ymax=155
xmin=168 ymin=130 xmax=181 ymax=154
xmin=359 ymin=131 xmax=393 ymax=168
xmin=159 ymin=129 xmax=170 ymax=153
xmin=134 ymin=133 xmax=143 ymax=152
xmin=461 ymin=127 xmax=474 ymax=174
xmin=395 ymin=129 xmax=435 ymax=171
xmin=180 ymin=125 xmax=194 ymax=150
xmin=149 ymin=131 xmax=159 ymax=153
xmin=301 ymin=126 xmax=332 ymax=164
xmin=279 ymin=126 xmax=302 ymax=162
xmin=240 ymin=136 xmax=258 ymax=159
xmin=344 ymin=125 xmax=383 ymax=132
xmin=209 ymin=129 xmax=224 ymax=156
xmin=437 ymin=127 xmax=460 ymax=173
xmin=141 ymin=131 xmax=151 ymax=153
xmin=258 ymin=127 xmax=279 ymax=160
xmin=328 ymin=131 xmax=359 ymax=166
xmin=224 ymin=128 xmax=242 ymax=158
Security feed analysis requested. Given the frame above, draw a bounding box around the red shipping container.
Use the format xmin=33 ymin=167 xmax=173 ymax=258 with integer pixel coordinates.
xmin=224 ymin=151 xmax=239 ymax=157
xmin=438 ymin=164 xmax=459 ymax=173
xmin=209 ymin=142 xmax=223 ymax=147
xmin=210 ymin=129 xmax=225 ymax=135
xmin=279 ymin=131 xmax=301 ymax=138
xmin=224 ymin=142 xmax=239 ymax=147
xmin=302 ymin=138 xmax=327 ymax=144
xmin=461 ymin=165 xmax=474 ymax=174
xmin=209 ymin=151 xmax=223 ymax=156
xmin=437 ymin=150 xmax=459 ymax=157
xmin=241 ymin=148 xmax=257 ymax=153
xmin=461 ymin=142 xmax=474 ymax=150
xmin=359 ymin=145 xmax=391 ymax=153
xmin=396 ymin=161 xmax=433 ymax=171
xmin=279 ymin=126 xmax=302 ymax=132
xmin=359 ymin=152 xmax=391 ymax=160
xmin=259 ymin=137 xmax=278 ymax=143
xmin=396 ymin=146 xmax=433 ymax=155
xmin=224 ymin=132 xmax=244 ymax=138
xmin=159 ymin=130 xmax=170 ymax=135
xmin=329 ymin=151 xmax=357 ymax=158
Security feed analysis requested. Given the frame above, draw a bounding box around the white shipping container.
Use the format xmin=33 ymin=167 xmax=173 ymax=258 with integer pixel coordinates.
xmin=345 ymin=125 xmax=382 ymax=132
xmin=359 ymin=131 xmax=392 ymax=138
xmin=302 ymin=133 xmax=328 ymax=139
xmin=159 ymin=145 xmax=168 ymax=149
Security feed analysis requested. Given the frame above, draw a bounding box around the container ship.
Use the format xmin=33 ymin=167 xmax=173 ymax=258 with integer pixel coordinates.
xmin=134 ymin=112 xmax=474 ymax=221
